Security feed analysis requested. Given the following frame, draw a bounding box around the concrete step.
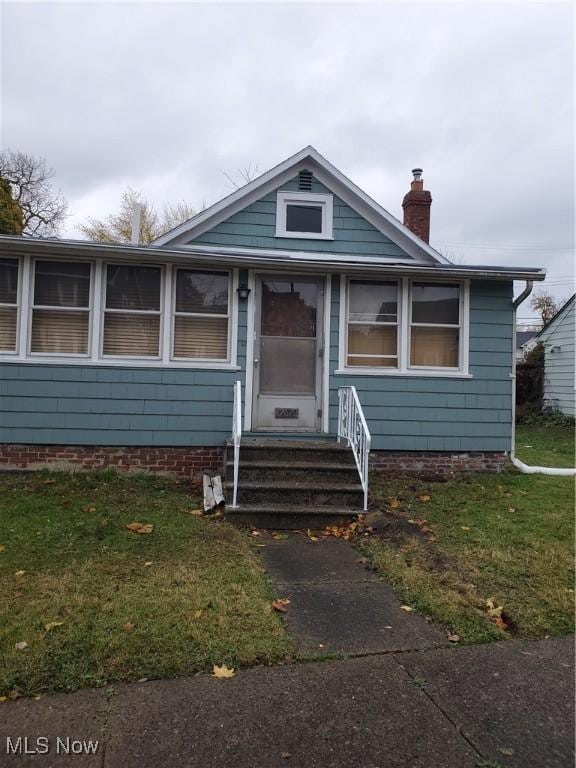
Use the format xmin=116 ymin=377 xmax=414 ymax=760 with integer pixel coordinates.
xmin=230 ymin=440 xmax=355 ymax=466
xmin=225 ymin=504 xmax=360 ymax=530
xmin=225 ymin=461 xmax=359 ymax=485
xmin=234 ymin=481 xmax=364 ymax=508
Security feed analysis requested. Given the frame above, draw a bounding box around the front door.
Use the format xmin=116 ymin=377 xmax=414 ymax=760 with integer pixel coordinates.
xmin=252 ymin=274 xmax=324 ymax=431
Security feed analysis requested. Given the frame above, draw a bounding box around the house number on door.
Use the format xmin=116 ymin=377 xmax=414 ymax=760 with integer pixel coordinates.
xmin=275 ymin=408 xmax=299 ymax=419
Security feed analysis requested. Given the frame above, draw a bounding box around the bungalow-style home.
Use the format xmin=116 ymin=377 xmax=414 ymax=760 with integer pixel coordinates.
xmin=0 ymin=147 xmax=546 ymax=524
xmin=532 ymin=295 xmax=575 ymax=417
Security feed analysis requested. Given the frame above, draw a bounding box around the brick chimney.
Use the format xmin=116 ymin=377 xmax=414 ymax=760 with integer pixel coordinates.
xmin=402 ymin=168 xmax=432 ymax=243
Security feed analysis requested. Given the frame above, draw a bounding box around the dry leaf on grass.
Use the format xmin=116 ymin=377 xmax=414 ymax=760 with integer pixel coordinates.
xmin=122 ymin=622 xmax=135 ymax=633
xmin=15 ymin=641 xmax=28 ymax=651
xmin=416 ymin=494 xmax=431 ymax=502
xmin=388 ymin=497 xmax=401 ymax=510
xmin=82 ymin=506 xmax=97 ymax=513
xmin=125 ymin=522 xmax=154 ymax=534
xmin=43 ymin=479 xmax=55 ymax=485
xmin=447 ymin=632 xmax=460 ymax=643
xmin=189 ymin=509 xmax=204 ymax=517
xmin=272 ymin=598 xmax=291 ymax=613
xmin=144 ymin=561 xmax=153 ymax=567
xmin=44 ymin=621 xmax=65 ymax=632
xmin=212 ymin=664 xmax=235 ymax=678
xmin=0 ymin=545 xmax=6 ymax=553
xmin=14 ymin=570 xmax=25 ymax=577
xmin=400 ymin=605 xmax=413 ymax=613
xmin=193 ymin=609 xmax=203 ymax=619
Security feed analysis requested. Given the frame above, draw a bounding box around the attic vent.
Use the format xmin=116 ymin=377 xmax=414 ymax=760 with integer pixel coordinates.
xmin=298 ymin=170 xmax=313 ymax=191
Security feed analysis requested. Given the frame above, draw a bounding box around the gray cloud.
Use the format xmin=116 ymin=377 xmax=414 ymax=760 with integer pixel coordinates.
xmin=1 ymin=1 xmax=573 ymax=320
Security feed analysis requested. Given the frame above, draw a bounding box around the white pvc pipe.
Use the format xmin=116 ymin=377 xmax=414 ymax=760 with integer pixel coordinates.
xmin=510 ymin=456 xmax=576 ymax=476
xmin=510 ymin=281 xmax=576 ymax=476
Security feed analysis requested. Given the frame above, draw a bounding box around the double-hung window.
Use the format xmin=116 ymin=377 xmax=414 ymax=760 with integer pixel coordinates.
xmin=103 ymin=264 xmax=162 ymax=357
xmin=0 ymin=258 xmax=19 ymax=352
xmin=173 ymin=269 xmax=230 ymax=360
xmin=31 ymin=260 xmax=91 ymax=355
xmin=346 ymin=280 xmax=399 ymax=367
xmin=409 ymin=282 xmax=461 ymax=369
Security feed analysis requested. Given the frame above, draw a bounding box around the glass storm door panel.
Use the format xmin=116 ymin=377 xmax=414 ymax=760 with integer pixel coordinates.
xmin=253 ymin=276 xmax=324 ymax=431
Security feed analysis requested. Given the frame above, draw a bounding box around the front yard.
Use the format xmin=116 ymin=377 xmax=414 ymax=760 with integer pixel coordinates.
xmin=0 ymin=472 xmax=291 ymax=697
xmin=362 ymin=469 xmax=574 ymax=644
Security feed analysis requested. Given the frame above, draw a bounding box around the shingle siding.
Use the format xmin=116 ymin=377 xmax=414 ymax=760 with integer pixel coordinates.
xmin=191 ymin=176 xmax=409 ymax=258
xmin=538 ymin=299 xmax=575 ymax=416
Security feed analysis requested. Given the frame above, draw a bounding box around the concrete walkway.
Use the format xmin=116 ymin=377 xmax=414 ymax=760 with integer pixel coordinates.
xmin=258 ymin=534 xmax=445 ymax=654
xmin=0 ymin=637 xmax=573 ymax=767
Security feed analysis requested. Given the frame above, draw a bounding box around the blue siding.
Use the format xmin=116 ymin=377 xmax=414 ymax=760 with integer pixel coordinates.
xmin=191 ymin=176 xmax=409 ymax=258
xmin=328 ymin=279 xmax=514 ymax=452
xmin=0 ymin=272 xmax=249 ymax=447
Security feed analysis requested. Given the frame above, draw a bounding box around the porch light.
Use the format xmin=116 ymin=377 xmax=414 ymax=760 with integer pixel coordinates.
xmin=237 ymin=286 xmax=251 ymax=300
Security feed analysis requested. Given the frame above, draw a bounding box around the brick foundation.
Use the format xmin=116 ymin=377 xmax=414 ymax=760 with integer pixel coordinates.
xmin=370 ymin=451 xmax=508 ymax=476
xmin=0 ymin=445 xmax=508 ymax=480
xmin=0 ymin=444 xmax=225 ymax=480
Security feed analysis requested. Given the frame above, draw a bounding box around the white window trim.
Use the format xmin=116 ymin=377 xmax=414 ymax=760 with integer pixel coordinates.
xmin=275 ymin=191 xmax=334 ymax=240
xmin=170 ymin=266 xmax=234 ymax=364
xmin=337 ymin=275 xmax=471 ymax=377
xmin=0 ymin=255 xmax=22 ymax=355
xmin=101 ymin=262 xmax=164 ymax=361
xmin=1 ymin=257 xmax=240 ymax=370
xmin=29 ymin=257 xmax=94 ymax=358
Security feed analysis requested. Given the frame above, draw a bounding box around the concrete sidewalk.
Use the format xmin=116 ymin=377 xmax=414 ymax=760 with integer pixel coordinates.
xmin=1 ymin=636 xmax=573 ymax=768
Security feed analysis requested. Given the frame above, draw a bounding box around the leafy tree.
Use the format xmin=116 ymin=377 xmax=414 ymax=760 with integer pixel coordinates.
xmin=0 ymin=149 xmax=67 ymax=236
xmin=79 ymin=188 xmax=196 ymax=245
xmin=0 ymin=176 xmax=24 ymax=235
xmin=531 ymin=290 xmax=560 ymax=326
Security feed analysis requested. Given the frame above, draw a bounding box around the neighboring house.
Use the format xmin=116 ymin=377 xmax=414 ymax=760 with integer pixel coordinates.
xmin=0 ymin=146 xmax=546 ymax=515
xmin=516 ymin=330 xmax=538 ymax=361
xmin=533 ymin=295 xmax=575 ymax=416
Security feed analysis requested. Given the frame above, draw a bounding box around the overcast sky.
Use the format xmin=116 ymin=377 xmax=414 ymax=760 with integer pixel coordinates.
xmin=1 ymin=0 xmax=574 ymax=323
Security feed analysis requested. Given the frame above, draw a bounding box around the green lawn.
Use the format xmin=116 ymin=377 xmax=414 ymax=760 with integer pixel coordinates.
xmin=516 ymin=423 xmax=575 ymax=468
xmin=0 ymin=471 xmax=291 ymax=697
xmin=362 ymin=470 xmax=574 ymax=644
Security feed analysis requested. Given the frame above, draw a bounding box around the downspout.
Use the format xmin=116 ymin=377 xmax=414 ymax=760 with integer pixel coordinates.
xmin=510 ymin=280 xmax=576 ymax=476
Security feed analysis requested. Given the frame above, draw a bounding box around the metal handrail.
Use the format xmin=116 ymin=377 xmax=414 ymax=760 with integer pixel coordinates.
xmin=231 ymin=380 xmax=242 ymax=508
xmin=337 ymin=386 xmax=371 ymax=511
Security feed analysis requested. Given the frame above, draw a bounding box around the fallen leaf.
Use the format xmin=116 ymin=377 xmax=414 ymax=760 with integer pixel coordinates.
xmin=494 ymin=615 xmax=509 ymax=631
xmin=144 ymin=561 xmax=153 ymax=567
xmin=0 ymin=696 xmax=7 ymax=703
xmin=212 ymin=664 xmax=235 ymax=678
xmin=125 ymin=522 xmax=154 ymax=534
xmin=306 ymin=529 xmax=319 ymax=542
xmin=15 ymin=641 xmax=28 ymax=651
xmin=44 ymin=621 xmax=65 ymax=632
xmin=498 ymin=747 xmax=515 ymax=756
xmin=82 ymin=506 xmax=97 ymax=513
xmin=100 ymin=518 xmax=109 ymax=528
xmin=272 ymin=598 xmax=291 ymax=613
xmin=486 ymin=598 xmax=503 ymax=618
xmin=508 ymin=507 xmax=516 ymax=513
xmin=189 ymin=509 xmax=204 ymax=517
xmin=388 ymin=497 xmax=401 ymax=510
xmin=15 ymin=570 xmax=26 ymax=577
xmin=193 ymin=609 xmax=203 ymax=619
xmin=400 ymin=605 xmax=413 ymax=612
xmin=43 ymin=479 xmax=55 ymax=485
xmin=461 ymin=526 xmax=470 ymax=531
xmin=447 ymin=632 xmax=460 ymax=643
xmin=250 ymin=530 xmax=261 ymax=537
xmin=416 ymin=494 xmax=431 ymax=502
xmin=0 ymin=545 xmax=6 ymax=553
xmin=272 ymin=533 xmax=289 ymax=540
xmin=281 ymin=752 xmax=291 ymax=759
xmin=122 ymin=622 xmax=135 ymax=632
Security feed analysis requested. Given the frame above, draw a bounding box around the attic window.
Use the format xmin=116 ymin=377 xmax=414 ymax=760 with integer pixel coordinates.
xmin=276 ymin=191 xmax=333 ymax=240
xmin=298 ymin=170 xmax=313 ymax=191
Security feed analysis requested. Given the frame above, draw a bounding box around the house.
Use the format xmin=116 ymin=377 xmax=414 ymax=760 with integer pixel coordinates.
xmin=532 ymin=295 xmax=575 ymax=416
xmin=0 ymin=147 xmax=546 ymax=521
xmin=516 ymin=330 xmax=538 ymax=361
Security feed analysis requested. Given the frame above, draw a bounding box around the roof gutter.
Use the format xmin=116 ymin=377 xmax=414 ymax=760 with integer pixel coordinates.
xmin=509 ymin=279 xmax=576 ymax=476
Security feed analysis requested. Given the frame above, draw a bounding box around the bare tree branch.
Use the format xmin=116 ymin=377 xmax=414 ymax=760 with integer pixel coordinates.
xmin=0 ymin=149 xmax=67 ymax=236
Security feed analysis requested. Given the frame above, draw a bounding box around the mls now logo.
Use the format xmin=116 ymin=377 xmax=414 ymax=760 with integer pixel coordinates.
xmin=6 ymin=736 xmax=100 ymax=755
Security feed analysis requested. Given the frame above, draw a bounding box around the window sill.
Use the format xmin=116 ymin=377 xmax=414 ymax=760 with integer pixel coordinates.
xmin=334 ymin=368 xmax=473 ymax=379
xmin=274 ymin=233 xmax=334 ymax=241
xmin=0 ymin=356 xmax=241 ymax=371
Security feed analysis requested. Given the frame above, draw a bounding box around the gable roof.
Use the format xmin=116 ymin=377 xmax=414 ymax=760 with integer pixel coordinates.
xmin=516 ymin=330 xmax=537 ymax=350
xmin=151 ymin=145 xmax=450 ymax=264
xmin=535 ymin=293 xmax=575 ymax=339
